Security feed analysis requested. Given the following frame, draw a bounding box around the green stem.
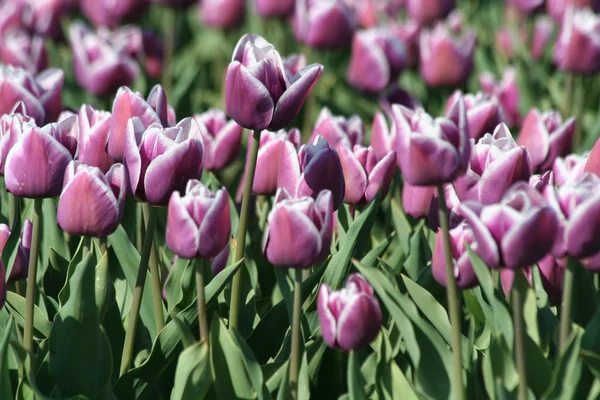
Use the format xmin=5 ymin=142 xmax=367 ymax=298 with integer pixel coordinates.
xmin=229 ymin=130 xmax=261 ymax=331
xmin=119 ymin=204 xmax=158 ymax=376
xmin=563 ymin=73 xmax=574 ymax=119
xmin=559 ymin=257 xmax=575 ymax=352
xmin=290 ymin=269 xmax=303 ymax=400
xmin=82 ymin=236 xmax=91 ymax=255
xmin=436 ymin=184 xmax=464 ymax=400
xmin=144 ymin=203 xmax=164 ymax=333
xmin=8 ymin=192 xmax=19 ymax=230
xmin=196 ymin=258 xmax=209 ymax=344
xmin=512 ymin=285 xmax=528 ymax=400
xmin=23 ymin=198 xmax=42 ymax=353
xmin=136 ymin=203 xmax=144 ymax=254
xmin=162 ymin=6 xmax=176 ymax=98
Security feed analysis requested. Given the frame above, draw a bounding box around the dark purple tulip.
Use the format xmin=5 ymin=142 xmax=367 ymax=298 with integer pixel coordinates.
xmin=193 ymin=109 xmax=243 ymax=171
xmin=70 ymin=23 xmax=140 ymax=97
xmin=338 ymin=145 xmax=396 ymax=205
xmin=403 ymin=183 xmax=435 ymax=219
xmin=123 ymin=117 xmax=204 ymax=206
xmin=146 ymin=84 xmax=177 ymax=127
xmin=554 ymin=153 xmax=588 ymax=186
xmin=547 ymin=0 xmax=600 ymax=20
xmin=432 ymin=221 xmax=479 ymax=289
xmin=293 ymin=0 xmax=358 ymax=50
xmin=506 ymin=0 xmax=544 ymax=13
xmin=5 ymin=125 xmax=72 ymax=198
xmin=0 ymin=220 xmax=32 ymax=282
xmin=419 ymin=21 xmax=475 ymax=87
xmin=480 ymin=68 xmax=521 ymax=127
xmin=347 ymin=28 xmax=407 ymax=94
xmin=392 ymin=102 xmax=470 ymax=186
xmin=0 ymin=109 xmax=36 ymax=174
xmin=378 ymin=83 xmax=421 ymax=117
xmin=199 ymin=0 xmax=245 ymax=29
xmin=531 ymin=16 xmax=555 ymax=60
xmin=21 ymin=0 xmax=69 ymax=39
xmin=225 ymin=34 xmax=323 ymax=131
xmin=454 ymin=124 xmax=531 ymax=204
xmin=445 ymin=91 xmax=503 ymax=141
xmin=309 ymin=107 xmax=364 ymax=150
xmin=278 ymin=137 xmax=346 ymax=210
xmin=57 ymin=162 xmax=127 ymax=237
xmin=1 ymin=30 xmax=47 ymax=75
xmin=255 ymin=0 xmax=294 ymax=18
xmin=77 ymin=105 xmax=115 ymax=173
xmin=166 ymin=180 xmax=231 ymax=259
xmin=553 ymin=7 xmax=600 ymax=74
xmin=537 ymin=255 xmax=564 ymax=306
xmin=389 ymin=20 xmax=421 ymax=68
xmin=517 ymin=109 xmax=576 ymax=172
xmin=81 ymin=0 xmax=149 ymax=27
xmin=264 ymin=188 xmax=333 ymax=268
xmin=458 ymin=183 xmax=558 ymax=269
xmin=317 ymin=273 xmax=382 ymax=351
xmin=141 ymin=31 xmax=165 ymax=80
xmin=406 ymin=0 xmax=454 ymax=24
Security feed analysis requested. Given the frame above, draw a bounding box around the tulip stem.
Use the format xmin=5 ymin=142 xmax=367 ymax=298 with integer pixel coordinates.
xmin=195 ymin=257 xmax=209 ymax=344
xmin=143 ymin=203 xmax=165 ymax=333
xmin=136 ymin=203 xmax=144 ymax=254
xmin=230 ymin=130 xmax=261 ymax=331
xmin=119 ymin=204 xmax=158 ymax=377
xmin=436 ymin=184 xmax=464 ymax=400
xmin=8 ymin=192 xmax=19 ymax=230
xmin=512 ymin=285 xmax=528 ymax=400
xmin=23 ymin=198 xmax=42 ymax=354
xmin=290 ymin=268 xmax=303 ymax=400
xmin=559 ymin=257 xmax=575 ymax=352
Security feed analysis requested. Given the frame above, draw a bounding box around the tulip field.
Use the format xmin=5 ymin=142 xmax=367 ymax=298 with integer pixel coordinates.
xmin=4 ymin=0 xmax=600 ymax=399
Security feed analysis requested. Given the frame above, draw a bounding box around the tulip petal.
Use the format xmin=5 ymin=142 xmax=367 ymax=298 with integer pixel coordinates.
xmin=276 ymin=141 xmax=302 ymax=196
xmin=297 ymin=147 xmax=346 ymax=210
xmin=517 ymin=109 xmax=550 ymax=171
xmin=458 ymin=203 xmax=500 ymax=268
xmin=166 ymin=192 xmax=200 ymax=259
xmin=338 ymin=145 xmax=367 ymax=204
xmin=365 ymin=151 xmax=396 ymax=203
xmin=541 ymin=117 xmax=576 ymax=172
xmin=317 ymin=284 xmax=337 ymax=348
xmin=336 ymin=293 xmax=382 ymax=351
xmin=478 ymin=147 xmax=532 ymax=205
xmin=565 ymin=192 xmax=600 ymax=258
xmin=197 ymin=189 xmax=231 ymax=258
xmin=404 ymin=134 xmax=461 ymax=185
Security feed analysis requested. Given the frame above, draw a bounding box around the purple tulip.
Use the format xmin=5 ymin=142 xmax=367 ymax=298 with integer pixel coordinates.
xmin=199 ymin=0 xmax=245 ymax=29
xmin=77 ymin=105 xmax=115 ymax=173
xmin=255 ymin=0 xmax=294 ymax=18
xmin=537 ymin=255 xmax=564 ymax=306
xmin=21 ymin=0 xmax=69 ymax=39
xmin=505 ymin=0 xmax=544 ymax=13
xmin=0 ymin=109 xmax=36 ymax=174
xmin=547 ymin=0 xmax=600 ymax=20
xmin=193 ymin=109 xmax=243 ymax=171
xmin=81 ymin=0 xmax=149 ymax=27
xmin=554 ymin=153 xmax=588 ymax=186
xmin=445 ymin=91 xmax=503 ymax=141
xmin=1 ymin=30 xmax=47 ymax=75
xmin=553 ymin=7 xmax=600 ymax=74
xmin=338 ymin=145 xmax=396 ymax=205
xmin=419 ymin=21 xmax=475 ymax=87
xmin=432 ymin=221 xmax=479 ymax=289
xmin=402 ymin=183 xmax=435 ymax=219
xmin=495 ymin=28 xmax=517 ymax=60
xmin=500 ymin=268 xmax=532 ymax=296
xmin=353 ymin=0 xmax=383 ymax=28
xmin=480 ymin=68 xmax=521 ymax=127
xmin=389 ymin=20 xmax=421 ymax=68
xmin=309 ymin=107 xmax=364 ymax=150
xmin=278 ymin=137 xmax=346 ymax=210
xmin=152 ymin=0 xmax=196 ymax=6
xmin=146 ymin=84 xmax=177 ymax=127
xmin=406 ymin=0 xmax=454 ymax=24
xmin=42 ymin=114 xmax=79 ymax=158
xmin=166 ymin=180 xmax=231 ymax=259
xmin=293 ymin=0 xmax=358 ymax=50
xmin=283 ymin=54 xmax=307 ymax=76
xmin=57 ymin=161 xmax=127 ymax=237
xmin=225 ymin=34 xmax=323 ymax=131
xmin=123 ymin=117 xmax=204 ymax=206
xmin=0 ymin=2 xmax=24 ymax=38
xmin=141 ymin=31 xmax=165 ymax=80
xmin=531 ymin=16 xmax=555 ymax=60
xmin=530 ymin=170 xmax=555 ymax=193
xmin=0 ymin=64 xmax=64 ymax=125
xmin=317 ymin=273 xmax=382 ymax=351
xmin=458 ymin=183 xmax=558 ymax=269
xmin=370 ymin=112 xmax=396 ymax=162
xmin=379 ymin=83 xmax=421 ymax=118
xmin=0 ymin=220 xmax=32 ymax=282
xmin=391 ymin=102 xmax=470 ymax=186
xmin=517 ymin=109 xmax=576 ymax=172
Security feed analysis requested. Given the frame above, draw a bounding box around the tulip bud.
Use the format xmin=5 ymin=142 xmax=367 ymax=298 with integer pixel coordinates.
xmin=389 ymin=21 xmax=421 ymax=68
xmin=0 ymin=109 xmax=36 ymax=174
xmin=554 ymin=153 xmax=588 ymax=186
xmin=531 ymin=16 xmax=555 ymax=60
xmin=166 ymin=180 xmax=231 ymax=259
xmin=293 ymin=0 xmax=357 ymax=50
xmin=309 ymin=107 xmax=364 ymax=150
xmin=81 ymin=0 xmax=149 ymax=27
xmin=255 ymin=0 xmax=294 ymax=18
xmin=77 ymin=105 xmax=115 ymax=173
xmin=21 ymin=0 xmax=68 ymax=39
xmin=1 ymin=30 xmax=48 ymax=75
xmin=226 ymin=35 xmax=323 ymax=131
xmin=392 ymin=102 xmax=470 ymax=186
xmin=0 ymin=221 xmax=32 ymax=282
xmin=480 ymin=68 xmax=521 ymax=127
xmin=317 ymin=273 xmax=382 ymax=351
xmin=537 ymin=255 xmax=564 ymax=306
xmin=547 ymin=0 xmax=600 ymax=21
xmin=199 ymin=0 xmax=245 ymax=29
xmin=406 ymin=0 xmax=455 ymax=25
xmin=445 ymin=91 xmax=503 ymax=141
xmin=402 ymin=183 xmax=435 ymax=219
xmin=124 ymin=117 xmax=204 ymax=206
xmin=193 ymin=109 xmax=243 ymax=171
xmin=432 ymin=221 xmax=479 ymax=289
xmin=553 ymin=7 xmax=600 ymax=74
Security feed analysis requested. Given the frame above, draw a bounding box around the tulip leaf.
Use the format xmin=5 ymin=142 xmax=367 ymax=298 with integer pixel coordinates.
xmin=231 ymin=329 xmax=273 ymax=400
xmin=0 ymin=317 xmax=14 ymax=400
xmin=171 ymin=341 xmax=212 ymax=400
xmin=360 ymin=233 xmax=395 ymax=267
xmin=163 ymin=255 xmax=194 ymax=316
xmin=569 ymin=259 xmax=597 ymax=328
xmin=95 ymin=252 xmax=114 ymax=322
xmin=41 ymin=198 xmax=70 ymax=261
xmin=5 ymin=291 xmax=52 ymax=339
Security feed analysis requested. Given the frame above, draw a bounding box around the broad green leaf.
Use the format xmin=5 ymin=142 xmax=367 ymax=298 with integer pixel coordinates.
xmin=232 ymin=330 xmax=272 ymax=400
xmin=360 ymin=233 xmax=395 ymax=267
xmin=347 ymin=351 xmax=367 ymax=400
xmin=5 ymin=291 xmax=52 ymax=338
xmin=163 ymin=255 xmax=194 ymax=316
xmin=171 ymin=341 xmax=211 ymax=400
xmin=0 ymin=317 xmax=14 ymax=400
xmin=41 ymin=198 xmax=70 ymax=262
xmin=570 ymin=259 xmax=597 ymax=328
xmin=95 ymin=252 xmax=114 ymax=321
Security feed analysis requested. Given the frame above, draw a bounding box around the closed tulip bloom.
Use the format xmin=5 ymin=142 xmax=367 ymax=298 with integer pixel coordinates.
xmin=406 ymin=0 xmax=454 ymax=24
xmin=225 ymin=35 xmax=323 ymax=131
xmin=370 ymin=112 xmax=397 ymax=162
xmin=166 ymin=180 xmax=231 ymax=259
xmin=293 ymin=0 xmax=357 ymax=50
xmin=554 ymin=153 xmax=588 ymax=186
xmin=347 ymin=28 xmax=408 ymax=93
xmin=193 ymin=109 xmax=243 ymax=171
xmin=124 ymin=117 xmax=204 ymax=206
xmin=317 ymin=273 xmax=382 ymax=351
xmin=255 ymin=0 xmax=294 ymax=18
xmin=81 ymin=0 xmax=149 ymax=27
xmin=389 ymin=21 xmax=421 ymax=68
xmin=1 ymin=30 xmax=48 ymax=75
xmin=199 ymin=0 xmax=245 ymax=29
xmin=419 ymin=22 xmax=475 ymax=87
xmin=553 ymin=7 xmax=600 ymax=74
xmin=517 ymin=109 xmax=576 ymax=172
xmin=537 ymin=255 xmax=564 ymax=306
xmin=77 ymin=105 xmax=115 ymax=173
xmin=506 ymin=0 xmax=544 ymax=13
xmin=445 ymin=91 xmax=503 ymax=141
xmin=264 ymin=188 xmax=333 ymax=268
xmin=57 ymin=162 xmax=127 ymax=237
xmin=70 ymin=23 xmax=140 ymax=97
xmin=432 ymin=221 xmax=479 ymax=289
xmin=146 ymin=84 xmax=177 ymax=127
xmin=529 ymin=170 xmax=555 ymax=193
xmin=379 ymin=83 xmax=421 ymax=117
xmin=0 ymin=109 xmax=36 ymax=174
xmin=42 ymin=114 xmax=79 ymax=158
xmin=0 ymin=220 xmax=32 ymax=282
xmin=480 ymin=68 xmax=521 ymax=127
xmin=0 ymin=2 xmax=24 ymax=38
xmin=459 ymin=183 xmax=558 ymax=269
xmin=278 ymin=137 xmax=346 ymax=210
xmin=21 ymin=0 xmax=69 ymax=39
xmin=531 ymin=16 xmax=555 ymax=60
xmin=403 ymin=183 xmax=435 ymax=219
xmin=392 ymin=102 xmax=470 ymax=186
xmin=309 ymin=108 xmax=364 ymax=150
xmin=454 ymin=124 xmax=531 ymax=204
xmin=547 ymin=0 xmax=600 ymax=20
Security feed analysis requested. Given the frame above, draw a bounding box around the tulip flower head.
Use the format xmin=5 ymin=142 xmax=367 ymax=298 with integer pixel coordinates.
xmin=480 ymin=68 xmax=521 ymax=127
xmin=554 ymin=153 xmax=588 ymax=186
xmin=389 ymin=21 xmax=421 ymax=68
xmin=547 ymin=0 xmax=600 ymax=21
xmin=309 ymin=107 xmax=364 ymax=150
xmin=193 ymin=109 xmax=243 ymax=171
xmin=445 ymin=91 xmax=503 ymax=141
xmin=531 ymin=16 xmax=555 ymax=60
xmin=77 ymin=105 xmax=115 ymax=173
xmin=255 ymin=0 xmax=295 ymax=18
xmin=432 ymin=221 xmax=479 ymax=289
xmin=553 ymin=6 xmax=600 ymax=74
xmin=406 ymin=0 xmax=455 ymax=25
xmin=81 ymin=0 xmax=149 ymax=27
xmin=21 ymin=0 xmax=69 ymax=39
xmin=0 ymin=108 xmax=36 ymax=174
xmin=293 ymin=0 xmax=358 ymax=50
xmin=402 ymin=183 xmax=435 ymax=219
xmin=0 ymin=220 xmax=32 ymax=282
xmin=199 ymin=0 xmax=246 ymax=29
xmin=537 ymin=254 xmax=564 ymax=306
xmin=1 ymin=30 xmax=48 ymax=75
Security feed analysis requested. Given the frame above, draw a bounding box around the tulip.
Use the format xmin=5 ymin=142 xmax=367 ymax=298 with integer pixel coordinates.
xmin=146 ymin=84 xmax=177 ymax=127
xmin=506 ymin=0 xmax=544 ymax=13
xmin=5 ymin=125 xmax=73 ymax=198
xmin=317 ymin=273 xmax=382 ymax=351
xmin=347 ymin=28 xmax=408 ymax=93
xmin=193 ymin=109 xmax=243 ymax=171
xmin=531 ymin=16 xmax=555 ymax=60
xmin=80 ymin=0 xmax=149 ymax=27
xmin=445 ymin=91 xmax=503 ymax=141
xmin=537 ymin=255 xmax=564 ymax=306
xmin=0 ymin=64 xmax=64 ymax=125
xmin=199 ymin=0 xmax=245 ymax=29
xmin=166 ymin=180 xmax=231 ymax=259
xmin=517 ymin=109 xmax=576 ymax=172
xmin=432 ymin=221 xmax=479 ymax=289
xmin=1 ymin=30 xmax=47 ymax=75
xmin=21 ymin=0 xmax=68 ymax=39
xmin=378 ymin=84 xmax=421 ymax=117
xmin=529 ymin=171 xmax=555 ymax=193
xmin=353 ymin=0 xmax=382 ymax=28
xmin=553 ymin=7 xmax=600 ymax=74
xmin=278 ymin=137 xmax=346 ymax=210
xmin=554 ymin=153 xmax=588 ymax=186
xmin=500 ymin=268 xmax=532 ymax=296
xmin=392 ymin=102 xmax=470 ymax=186
xmin=77 ymin=105 xmax=115 ymax=173
xmin=0 ymin=2 xmax=23 ymax=38
xmin=547 ymin=0 xmax=600 ymax=20
xmin=69 ymin=23 xmax=140 ymax=97
xmin=0 ymin=220 xmax=32 ymax=282
xmin=406 ymin=0 xmax=455 ymax=25
xmin=338 ymin=145 xmax=396 ymax=205
xmin=123 ymin=117 xmax=204 ymax=206
xmin=389 ymin=21 xmax=421 ymax=68
xmin=309 ymin=108 xmax=364 ymax=150
xmin=255 ymin=0 xmax=294 ymax=18
xmin=370 ymin=112 xmax=397 ymax=162
xmin=141 ymin=31 xmax=165 ymax=80
xmin=419 ymin=21 xmax=476 ymax=87
xmin=225 ymin=35 xmax=323 ymax=131
xmin=283 ymin=54 xmax=307 ymax=76
xmin=0 ymin=109 xmax=36 ymax=174
xmin=480 ymin=68 xmax=521 ymax=127
xmin=402 ymin=183 xmax=435 ymax=219
xmin=293 ymin=0 xmax=358 ymax=50
xmin=57 ymin=162 xmax=127 ymax=237
xmin=458 ymin=183 xmax=558 ymax=269
xmin=42 ymin=114 xmax=79 ymax=158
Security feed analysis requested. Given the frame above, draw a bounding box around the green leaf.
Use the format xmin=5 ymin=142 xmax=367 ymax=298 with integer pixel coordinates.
xmin=360 ymin=233 xmax=395 ymax=267
xmin=570 ymin=259 xmax=597 ymax=328
xmin=41 ymin=198 xmax=70 ymax=261
xmin=347 ymin=351 xmax=366 ymax=400
xmin=171 ymin=341 xmax=212 ymax=400
xmin=0 ymin=317 xmax=14 ymax=400
xmin=163 ymin=255 xmax=195 ymax=316
xmin=95 ymin=252 xmax=114 ymax=321
xmin=232 ymin=330 xmax=273 ymax=400
xmin=5 ymin=291 xmax=52 ymax=338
